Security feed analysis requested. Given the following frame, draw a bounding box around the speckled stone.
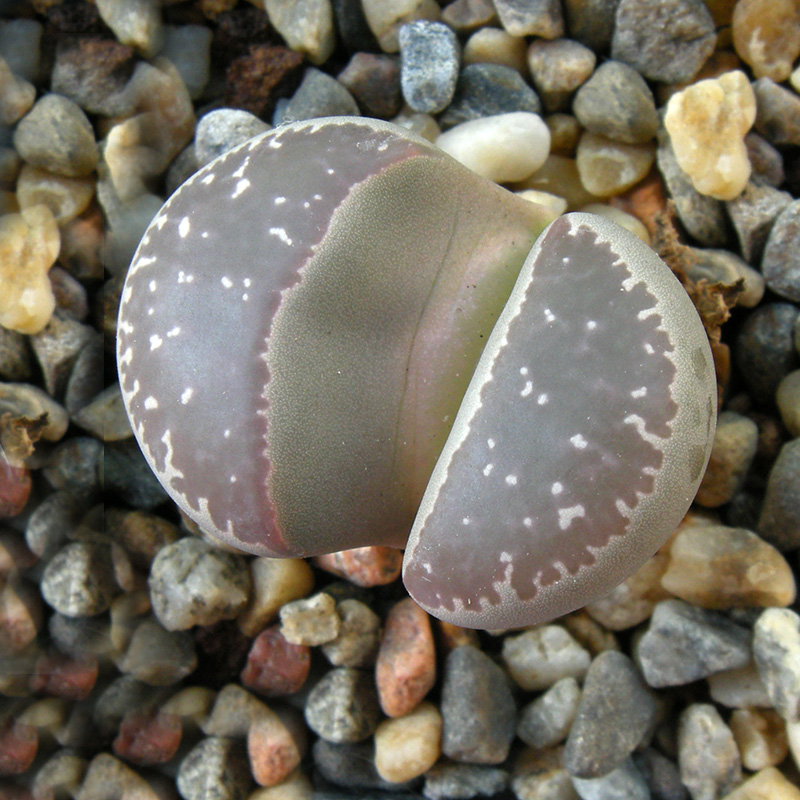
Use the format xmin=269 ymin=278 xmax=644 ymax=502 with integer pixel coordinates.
xmin=194 ymin=108 xmax=271 ymax=167
xmin=399 ymin=20 xmax=460 ymax=114
xmin=321 ymin=598 xmax=381 ymax=667
xmin=503 ymin=624 xmax=591 ymax=691
xmin=634 ymin=599 xmax=752 ymax=688
xmin=753 ymin=607 xmax=800 ymax=722
xmin=526 ymin=38 xmax=595 ymax=112
xmin=304 ymin=667 xmax=381 ymax=743
xmin=727 ymin=182 xmax=793 ymax=264
xmin=280 ymin=591 xmax=341 ymax=646
xmin=362 ymin=0 xmax=441 ymax=53
xmin=337 ymin=53 xmax=402 ymax=119
xmin=753 ymin=78 xmax=800 ymax=147
xmin=677 ymin=704 xmax=741 ymax=800
xmin=494 ymin=0 xmax=563 ymax=37
xmin=176 ymin=737 xmax=251 ymax=800
xmin=571 ymin=757 xmax=650 ymax=800
xmin=265 ymin=0 xmax=336 ymax=65
xmin=761 ymin=199 xmax=800 ymax=302
xmin=423 ymin=762 xmax=509 ymax=800
xmin=517 ymin=676 xmax=581 ymax=749
xmin=688 ymin=248 xmax=765 ymax=308
xmin=441 ymin=645 xmax=516 ymax=764
xmin=276 ymin=66 xmax=360 ymax=124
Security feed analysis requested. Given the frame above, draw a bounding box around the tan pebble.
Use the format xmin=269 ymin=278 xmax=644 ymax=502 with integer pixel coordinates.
xmin=512 ymin=746 xmax=574 ymax=800
xmin=732 ymin=0 xmax=800 ymax=83
xmin=661 ymin=525 xmax=796 ymax=609
xmin=789 ymin=720 xmax=800 ymax=771
xmin=0 ymin=577 xmax=42 ymax=653
xmin=280 ymin=592 xmax=340 ymax=646
xmin=313 ymin=545 xmax=402 ymax=587
xmin=0 ymin=205 xmax=59 ymax=334
xmin=436 ymin=619 xmax=480 ymax=651
xmin=391 ymin=108 xmax=441 ymax=141
xmin=265 ymin=0 xmax=335 ymax=65
xmin=75 ymin=752 xmax=162 ymax=800
xmin=516 ymin=189 xmax=567 ymax=216
xmin=16 ymin=165 xmax=95 ymax=225
xmin=708 ymin=664 xmax=772 ymax=710
xmin=374 ymin=701 xmax=442 ymax=783
xmin=776 ymin=371 xmax=800 ymax=437
xmin=202 ymin=684 xmax=271 ymax=737
xmin=248 ymin=706 xmax=306 ymax=787
xmin=792 ymin=65 xmax=800 ymax=94
xmin=579 ymin=203 xmax=650 ymax=244
xmin=376 ymin=597 xmax=436 ymax=717
xmin=664 ymin=71 xmax=756 ymax=201
xmin=560 ymin=610 xmax=620 ymax=656
xmin=730 ymin=708 xmax=789 ymax=771
xmin=696 ymin=411 xmax=758 ymax=508
xmin=248 ymin=768 xmax=313 ymax=800
xmin=0 ymin=56 xmax=35 ymax=126
xmin=576 ymin=131 xmax=655 ymax=197
xmin=161 ymin=686 xmax=216 ymax=730
xmin=463 ymin=27 xmax=528 ymax=76
xmin=512 ymin=153 xmax=600 ymax=210
xmin=718 ymin=766 xmax=800 ymax=800
xmin=362 ymin=0 xmax=441 ymax=53
xmin=95 ymin=0 xmax=163 ymax=57
xmin=545 ymin=113 xmax=581 ymax=156
xmin=238 ymin=557 xmax=314 ymax=637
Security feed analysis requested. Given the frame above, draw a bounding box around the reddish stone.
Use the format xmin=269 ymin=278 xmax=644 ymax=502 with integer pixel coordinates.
xmin=112 ymin=711 xmax=182 ymax=766
xmin=337 ymin=53 xmax=403 ymax=119
xmin=247 ymin=712 xmax=302 ymax=787
xmin=241 ymin=625 xmax=310 ymax=697
xmin=0 ymin=461 xmax=31 ymax=518
xmin=30 ymin=651 xmax=98 ymax=700
xmin=314 ymin=546 xmax=403 ymax=588
xmin=375 ymin=598 xmax=436 ymax=717
xmin=0 ymin=723 xmax=37 ymax=775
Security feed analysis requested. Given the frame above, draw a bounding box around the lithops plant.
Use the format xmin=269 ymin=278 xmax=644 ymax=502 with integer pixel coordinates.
xmin=117 ymin=117 xmax=717 ymax=629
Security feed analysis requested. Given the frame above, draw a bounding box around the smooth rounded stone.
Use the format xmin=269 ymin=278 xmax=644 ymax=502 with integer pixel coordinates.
xmin=695 ymin=412 xmax=758 ymax=508
xmin=494 ymin=0 xmax=564 ymax=37
xmin=249 ymin=712 xmax=307 ymax=788
xmin=165 ymin=144 xmax=198 ymax=197
xmin=0 ymin=204 xmax=58 ymax=335
xmin=176 ymin=736 xmax=251 ymax=800
xmin=631 ymin=749 xmax=687 ymax=800
xmin=148 ymin=537 xmax=251 ymax=631
xmin=514 ymin=153 xmax=600 ymax=209
xmin=238 ymin=557 xmax=314 ymax=637
xmin=279 ymin=591 xmax=341 ymax=646
xmin=677 ymin=704 xmax=741 ymax=800
xmin=745 ymin=132 xmax=785 ymax=188
xmin=49 ymin=612 xmax=113 ymax=662
xmin=40 ymin=541 xmax=119 ymax=617
xmin=634 ymin=599 xmax=752 ymax=688
xmin=512 ymin=747 xmax=576 ymax=800
xmin=664 ymin=71 xmax=755 ymax=201
xmin=102 ymin=438 xmax=170 ymax=510
xmin=435 ymin=112 xmax=550 ymax=183
xmin=16 ymin=165 xmax=95 ymax=226
xmin=337 ymin=53 xmax=402 ymax=119
xmin=518 ymin=188 xmax=568 ymax=216
xmin=117 ymin=618 xmax=197 ymax=686
xmin=160 ymin=25 xmax=213 ymax=101
xmin=376 ymin=597 xmax=436 ymax=717
xmin=63 ymin=334 xmax=103 ymax=413
xmin=423 ymin=761 xmax=509 ymax=800
xmin=545 ymin=113 xmax=581 ymax=156
xmin=98 ymin=189 xmax=163 ymax=276
xmin=753 ymin=78 xmax=800 ymax=147
xmin=573 ymin=61 xmax=657 ymax=145
xmin=72 ymin=384 xmax=131 ymax=441
xmin=753 ymin=607 xmax=800 ymax=722
xmin=249 ymin=769 xmax=312 ymax=800
xmin=611 ymin=0 xmax=716 ymax=84
xmin=0 ymin=327 xmax=33 ymax=382
xmin=313 ymin=739 xmax=415 ymax=793
xmin=463 ymin=27 xmax=527 ymax=75
xmin=194 ymin=109 xmax=272 ymax=167
xmin=321 ymin=598 xmax=381 ymax=667
xmin=0 ymin=576 xmax=42 ymax=654
xmin=314 ymin=546 xmax=402 ymax=587
xmin=708 ymin=663 xmax=772 ymax=709
xmin=392 ymin=108 xmax=441 ymax=140
xmin=0 ymin=19 xmax=42 ymax=83
xmin=727 ymin=182 xmax=794 ymax=264
xmin=77 ymin=753 xmax=163 ymax=800
xmin=730 ymin=708 xmax=789 ymax=771
xmin=721 ymin=767 xmax=800 ymax=800
xmin=441 ymin=645 xmax=517 ymax=764
xmin=688 ymin=248 xmax=765 ymax=308
xmin=736 ymin=303 xmax=800 ymax=408
xmin=0 ymin=56 xmax=35 ymax=126
xmin=362 ymin=0 xmax=441 ymax=53
xmin=439 ymin=63 xmax=541 ymax=128
xmin=398 ymin=20 xmax=460 ymax=114
xmin=733 ymin=0 xmax=800 ymax=82
xmin=762 ymin=199 xmax=800 ymax=303
xmin=304 ymin=667 xmax=381 ymax=743
xmin=661 ymin=524 xmax=796 ymax=609
xmin=441 ymin=0 xmax=499 ymax=33
xmin=202 ymin=683 xmax=272 ymax=737
xmin=374 ymin=701 xmax=442 ymax=783
xmin=570 ymin=758 xmax=650 ymax=800
xmin=503 ymin=625 xmax=591 ymax=691
xmin=241 ymin=624 xmax=310 ymax=696
xmin=777 ymin=371 xmax=800 ymax=437
xmin=655 ymin=133 xmax=727 ymax=246
xmin=265 ymin=0 xmax=335 ymax=65
xmin=276 ymin=66 xmax=360 ymax=125
xmin=575 ymin=132 xmax=654 ymax=197
xmin=29 ymin=312 xmax=95 ymax=400
xmin=13 ymin=94 xmax=98 ymax=178
xmin=32 ymin=750 xmax=88 ymax=800
xmin=517 ymin=676 xmax=581 ymax=749
xmin=0 ymin=381 xmax=70 ymax=443
xmin=579 ymin=203 xmax=649 ymax=243
xmin=564 ymin=651 xmax=657 ymax=779
xmin=95 ymin=0 xmax=163 ymax=58
xmin=526 ymin=38 xmax=595 ymax=111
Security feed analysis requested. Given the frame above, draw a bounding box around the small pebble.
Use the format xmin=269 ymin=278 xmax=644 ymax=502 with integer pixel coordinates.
xmin=176 ymin=736 xmax=252 ymax=800
xmin=361 ymin=0 xmax=441 ymax=53
xmin=562 ymin=0 xmax=616 ymax=52
xmin=248 ymin=707 xmax=306 ymax=787
xmin=493 ymin=0 xmax=564 ymax=38
xmin=730 ymin=708 xmax=789 ymax=771
xmin=727 ymin=181 xmax=793 ymax=264
xmin=677 ymin=704 xmax=741 ymax=800
xmin=631 ymin=749 xmax=687 ymax=800
xmin=148 ymin=537 xmax=251 ymax=631
xmin=42 ymin=435 xmax=103 ymax=492
xmin=0 ymin=326 xmax=34 ymax=382
xmin=611 ymin=0 xmax=716 ymax=84
xmin=436 ymin=112 xmax=550 ymax=183
xmin=570 ymin=757 xmax=651 ymax=800
xmin=545 ymin=113 xmax=582 ymax=155
xmin=202 ymin=683 xmax=271 ymax=737
xmin=304 ymin=667 xmax=381 ymax=743
xmin=575 ymin=131 xmax=655 ymax=197
xmin=580 ymin=203 xmax=650 ymax=244
xmin=708 ymin=663 xmax=772 ymax=710
xmin=92 ymin=675 xmax=160 ymax=741
xmin=758 ymin=438 xmax=800 ymax=553
xmin=331 ymin=0 xmax=378 ymax=52
xmin=241 ymin=624 xmax=311 ymax=696
xmin=423 ymin=761 xmax=509 ymax=800
xmin=117 ymin=618 xmax=197 ymax=686
xmin=160 ymin=25 xmax=213 ymax=101
xmin=761 ymin=198 xmax=800 ymax=303
xmin=30 ymin=312 xmax=96 ymax=398
xmin=753 ymin=607 xmax=800 ymax=722
xmin=0 ymin=462 xmax=31 ymax=518
xmin=745 ymin=132 xmax=786 ymax=188
xmin=512 ymin=747 xmax=575 ymax=800
xmin=720 ymin=767 xmax=800 ymax=800
xmin=441 ymin=0 xmax=498 ymax=33
xmin=95 ymin=0 xmax=163 ymax=57
xmin=753 ymin=78 xmax=800 ymax=147
xmin=776 ymin=370 xmax=800 ymax=436
xmin=314 ymin=546 xmax=402 ymax=587
xmin=113 ymin=710 xmax=182 ymax=766
xmin=0 ymin=18 xmax=42 ymax=83
xmin=502 ymin=624 xmax=591 ymax=691
xmin=337 ymin=53 xmax=402 ymax=119
xmin=376 ymin=597 xmax=436 ymax=717
xmin=374 ymin=701 xmax=442 ymax=783
xmin=526 ymin=38 xmax=595 ymax=112
xmin=517 ymin=676 xmax=581 ymax=749
xmin=312 ymin=738 xmax=410 ymax=792
xmin=76 ymin=753 xmax=163 ymax=800
xmin=102 ymin=439 xmax=169 ymax=510
xmin=0 ymin=381 xmax=70 ymax=443
xmin=732 ymin=0 xmax=800 ymax=82
xmin=16 ymin=165 xmax=95 ymax=226
xmin=688 ymin=248 xmax=765 ymax=308
xmin=463 ymin=27 xmax=527 ymax=75
xmin=277 ymin=66 xmax=360 ymax=124
xmin=194 ymin=108 xmax=271 ymax=167
xmin=634 ymin=599 xmax=752 ymax=688
xmin=399 ymin=20 xmax=460 ymax=114
xmin=518 ymin=188 xmax=568 ymax=216
xmin=0 ymin=576 xmax=42 ymax=654
xmin=321 ymin=598 xmax=382 ymax=667
xmin=265 ymin=0 xmax=336 ymax=65
xmin=514 ymin=153 xmax=600 ymax=210
xmin=0 ymin=56 xmax=35 ymax=126
xmin=72 ymin=384 xmax=131 ymax=441
xmin=31 ymin=751 xmax=87 ymax=800
xmin=279 ymin=591 xmax=341 ymax=646
xmin=441 ymin=645 xmax=516 ymax=764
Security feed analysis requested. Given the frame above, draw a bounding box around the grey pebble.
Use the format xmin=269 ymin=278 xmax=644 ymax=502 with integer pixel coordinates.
xmin=611 ymin=0 xmax=716 ymax=84
xmin=41 ymin=540 xmax=119 ymax=617
xmin=753 ymin=77 xmax=800 ymax=147
xmin=30 ymin=314 xmax=97 ymax=398
xmin=441 ymin=645 xmax=516 ymax=765
xmin=677 ymin=704 xmax=741 ymax=800
xmin=0 ymin=18 xmax=42 ymax=83
xmin=194 ymin=108 xmax=270 ymax=168
xmin=50 ymin=266 xmax=90 ymax=323
xmin=72 ymin=383 xmax=132 ymax=442
xmin=632 ymin=749 xmax=688 ymax=800
xmin=493 ymin=0 xmax=564 ymax=37
xmin=688 ymin=248 xmax=764 ymax=308
xmin=160 ymin=25 xmax=213 ymax=101
xmin=43 ymin=437 xmax=103 ymax=493
xmin=634 ymin=599 xmax=752 ymax=688
xmin=49 ymin=611 xmax=113 ymax=659
xmin=148 ymin=537 xmax=251 ymax=631
xmin=276 ymin=67 xmax=360 ymax=125
xmin=64 ymin=334 xmax=104 ymax=413
xmin=337 ymin=52 xmax=402 ymax=119
xmin=92 ymin=675 xmax=163 ymax=741
xmin=304 ymin=667 xmax=381 ymax=743
xmin=313 ymin=738 xmax=417 ymax=793
xmin=753 ymin=607 xmax=800 ymax=722
xmin=0 ymin=327 xmax=34 ymax=382
xmin=726 ymin=181 xmax=793 ymax=264
xmin=735 ymin=303 xmax=799 ymax=407
xmin=745 ymin=132 xmax=785 ymax=188
xmin=527 ymin=38 xmax=596 ymax=112
xmin=564 ymin=651 xmax=656 ymax=779
xmin=517 ymin=676 xmax=581 ymax=749
xmin=440 ymin=63 xmax=541 ymax=128
xmin=758 ymin=432 xmax=800 ymax=553
xmin=117 ymin=618 xmax=197 ymax=686
xmin=761 ymin=198 xmax=800 ymax=302
xmin=441 ymin=0 xmax=498 ymax=33
xmin=563 ymin=0 xmax=618 ymax=52
xmin=423 ymin=761 xmax=509 ymax=800
xmin=321 ymin=598 xmax=381 ymax=667
xmin=13 ymin=94 xmax=98 ymax=177
xmin=102 ymin=438 xmax=170 ymax=509
xmin=25 ymin=489 xmax=91 ymax=561
xmin=399 ymin=20 xmax=460 ymax=114
xmin=571 ymin=757 xmax=650 ymax=800
xmin=332 ymin=0 xmax=380 ymax=52
xmin=176 ymin=736 xmax=252 ymax=800
xmin=165 ymin=143 xmax=199 ymax=196
xmin=573 ymin=60 xmax=658 ymax=144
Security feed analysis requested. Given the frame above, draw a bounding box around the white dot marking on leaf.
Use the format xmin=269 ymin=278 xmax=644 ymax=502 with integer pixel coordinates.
xmin=180 ymin=388 xmax=194 ymax=404
xmin=144 ymin=396 xmax=158 ymax=410
xmin=587 ymin=320 xmax=598 ymax=330
xmin=462 ymin=517 xmax=470 ymax=525
xmin=631 ymin=387 xmax=648 ymax=398
xmin=551 ymin=481 xmax=563 ymax=495
xmin=179 ymin=217 xmax=190 ymax=238
xmin=202 ymin=174 xmax=215 ymax=185
xmin=483 ymin=463 xmax=494 ymax=477
xmin=570 ymin=434 xmax=588 ymax=449
xmin=274 ymin=196 xmax=287 ymax=205
xmin=521 ymin=380 xmax=533 ymax=397
xmin=232 ymin=179 xmax=251 ymax=199
xmin=544 ymin=308 xmax=556 ymax=322
xmin=558 ymin=504 xmax=586 ymax=530
xmin=149 ymin=334 xmax=163 ymax=351
xmin=505 ymin=474 xmax=518 ymax=486
xmin=537 ymin=393 xmax=548 ymax=405
xmin=149 ymin=280 xmax=157 ymax=292
xmin=221 ymin=276 xmax=233 ymax=288
xmin=487 ymin=438 xmax=495 ymax=449
xmin=167 ymin=327 xmax=180 ymax=337
xmin=520 ymin=366 xmax=529 ymax=376
xmin=523 ymin=517 xmax=532 ymax=528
